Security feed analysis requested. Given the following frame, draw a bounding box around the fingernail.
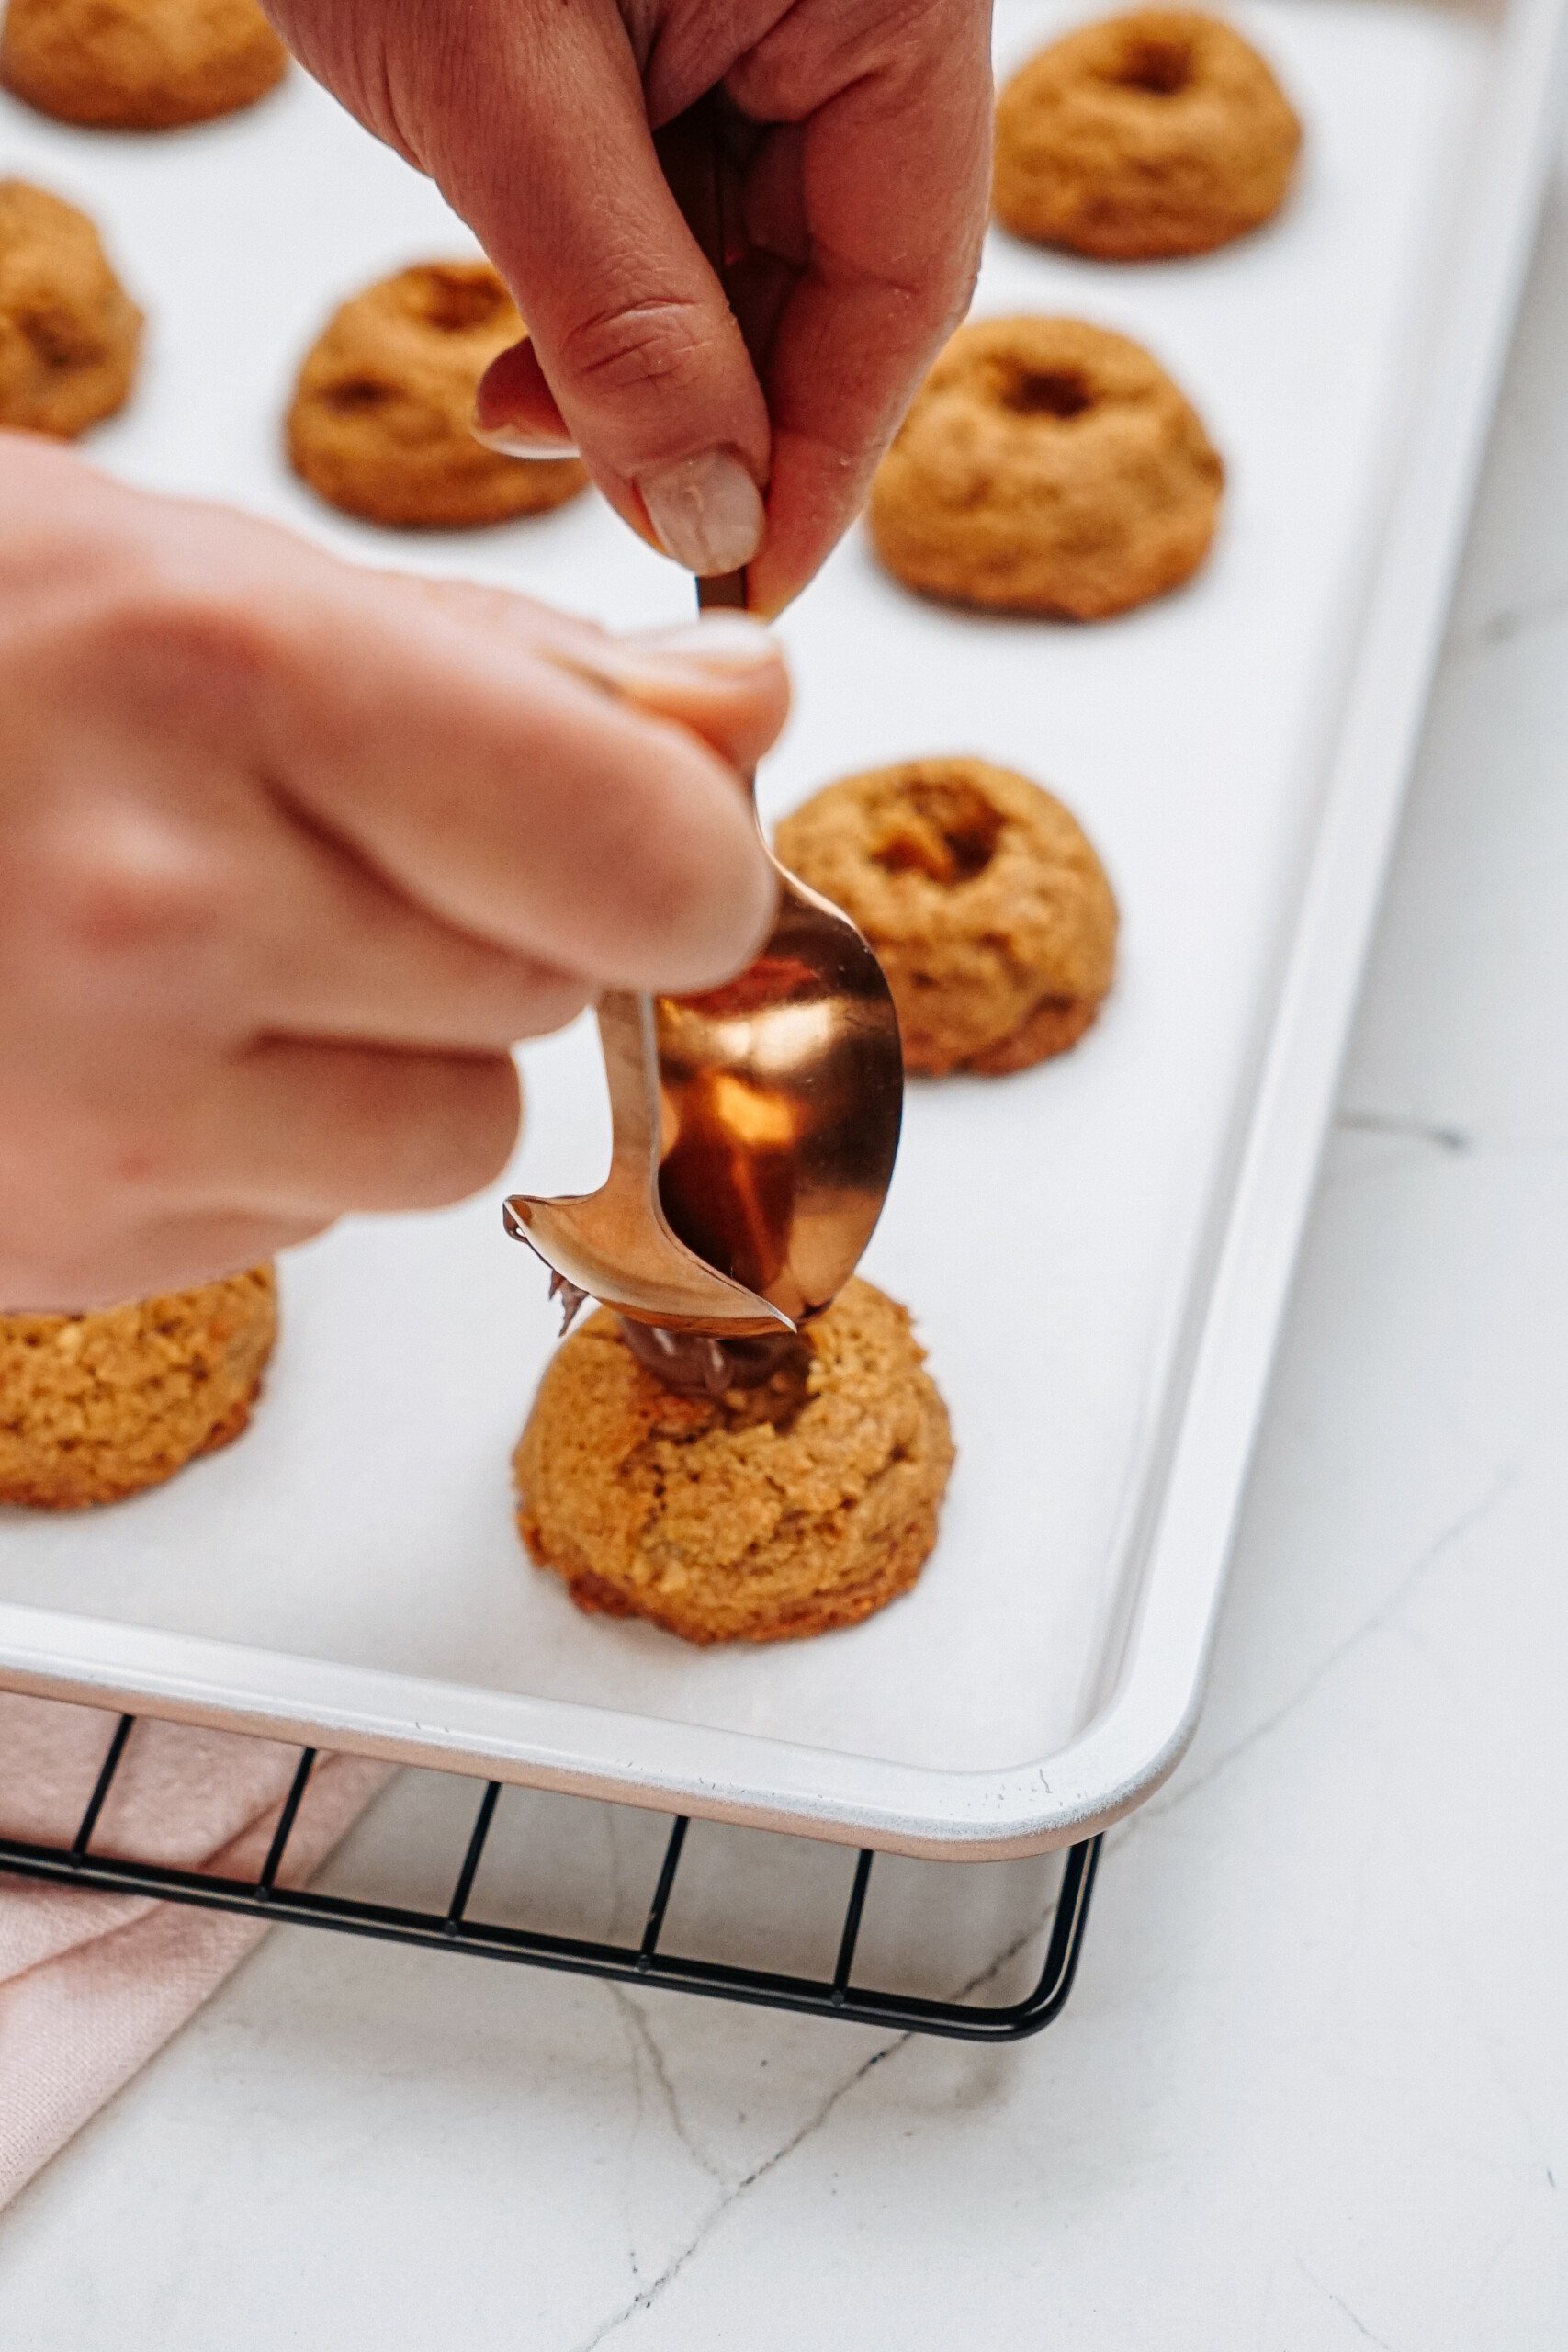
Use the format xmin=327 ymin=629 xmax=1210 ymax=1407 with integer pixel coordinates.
xmin=470 ymin=417 xmax=582 ymax=461
xmin=618 ymin=616 xmax=777 ymax=672
xmin=637 ymin=450 xmax=765 ymax=575
xmin=547 ymin=615 xmax=780 ymax=703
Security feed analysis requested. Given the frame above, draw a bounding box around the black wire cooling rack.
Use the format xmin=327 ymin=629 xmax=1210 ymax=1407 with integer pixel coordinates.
xmin=0 ymin=1708 xmax=1101 ymax=2042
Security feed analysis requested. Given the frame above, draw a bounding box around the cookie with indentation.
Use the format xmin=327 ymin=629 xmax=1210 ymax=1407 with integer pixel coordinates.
xmin=995 ymin=10 xmax=1302 ymax=260
xmin=287 ymin=261 xmax=589 ymax=530
xmin=776 ymin=757 xmax=1117 ymax=1077
xmin=0 ymin=178 xmax=141 ymax=437
xmin=0 ymin=0 xmax=287 ymax=130
xmin=514 ymin=1279 xmax=953 ymax=1645
xmin=0 ymin=1266 xmax=277 ymax=1510
xmin=869 ymin=314 xmax=1223 ymax=618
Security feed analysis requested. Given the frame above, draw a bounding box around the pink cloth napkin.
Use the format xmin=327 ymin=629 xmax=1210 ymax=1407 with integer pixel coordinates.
xmin=0 ymin=1690 xmax=389 ymax=2207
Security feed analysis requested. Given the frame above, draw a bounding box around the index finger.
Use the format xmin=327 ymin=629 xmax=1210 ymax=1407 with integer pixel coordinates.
xmin=251 ymin=560 xmax=783 ymax=994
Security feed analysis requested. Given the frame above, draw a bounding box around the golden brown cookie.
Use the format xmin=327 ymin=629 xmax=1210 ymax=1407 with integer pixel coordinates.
xmin=0 ymin=178 xmax=141 ymax=437
xmin=776 ymin=758 xmax=1117 ymax=1078
xmin=287 ymin=261 xmax=589 ymax=530
xmin=995 ymin=10 xmax=1301 ymax=260
xmin=0 ymin=1267 xmax=277 ymax=1510
xmin=1 ymin=0 xmax=287 ymax=130
xmin=869 ymin=314 xmax=1223 ymax=619
xmin=514 ymin=1279 xmax=953 ymax=1645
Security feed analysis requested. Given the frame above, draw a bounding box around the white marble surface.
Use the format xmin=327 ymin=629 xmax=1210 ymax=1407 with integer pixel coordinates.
xmin=5 ymin=133 xmax=1568 ymax=2352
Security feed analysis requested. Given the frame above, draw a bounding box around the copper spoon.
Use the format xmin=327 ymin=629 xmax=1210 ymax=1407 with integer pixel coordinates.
xmin=504 ymin=101 xmax=903 ymax=1357
xmin=503 ymin=564 xmax=903 ymax=1340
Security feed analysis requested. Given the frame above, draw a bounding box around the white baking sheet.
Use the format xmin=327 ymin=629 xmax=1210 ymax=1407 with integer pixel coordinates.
xmin=0 ymin=0 xmax=1557 ymax=1849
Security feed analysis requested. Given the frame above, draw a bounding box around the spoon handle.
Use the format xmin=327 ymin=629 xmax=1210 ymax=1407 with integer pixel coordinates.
xmin=698 ymin=567 xmax=748 ymax=615
xmin=667 ymin=88 xmax=753 ymax=622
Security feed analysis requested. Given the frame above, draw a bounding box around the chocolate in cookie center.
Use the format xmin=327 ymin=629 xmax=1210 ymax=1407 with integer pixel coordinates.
xmin=869 ymin=774 xmax=1006 ymax=885
xmin=617 ymin=1317 xmax=811 ymax=1401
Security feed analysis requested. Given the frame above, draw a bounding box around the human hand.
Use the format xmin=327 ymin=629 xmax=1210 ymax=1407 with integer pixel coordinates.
xmin=265 ymin=0 xmax=994 ymax=615
xmin=0 ymin=435 xmax=784 ymax=1310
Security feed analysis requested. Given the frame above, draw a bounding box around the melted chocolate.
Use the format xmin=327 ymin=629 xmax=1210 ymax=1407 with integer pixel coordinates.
xmin=617 ymin=1317 xmax=808 ymax=1397
xmin=547 ymin=1269 xmax=590 ymax=1335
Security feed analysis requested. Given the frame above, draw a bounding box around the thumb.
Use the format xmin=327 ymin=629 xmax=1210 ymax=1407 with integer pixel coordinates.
xmin=439 ymin=2 xmax=769 ymax=578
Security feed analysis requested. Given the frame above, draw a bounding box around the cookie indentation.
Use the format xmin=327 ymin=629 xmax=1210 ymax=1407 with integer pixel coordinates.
xmin=321 ymin=376 xmax=390 ymax=413
xmin=1002 ymin=364 xmax=1094 ymax=421
xmin=412 ymin=264 xmax=511 ymax=335
xmin=1109 ymin=33 xmax=1193 ymax=95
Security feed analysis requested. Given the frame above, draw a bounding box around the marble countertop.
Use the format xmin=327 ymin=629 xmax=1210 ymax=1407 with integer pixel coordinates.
xmin=4 ymin=141 xmax=1568 ymax=2352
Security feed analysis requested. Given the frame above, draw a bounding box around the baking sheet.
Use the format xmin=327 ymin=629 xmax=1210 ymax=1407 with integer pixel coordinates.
xmin=0 ymin=0 xmax=1558 ymax=1849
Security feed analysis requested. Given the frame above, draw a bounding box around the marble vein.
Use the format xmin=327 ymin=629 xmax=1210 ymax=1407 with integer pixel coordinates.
xmin=1448 ymin=582 xmax=1568 ymax=655
xmin=1142 ymin=1461 xmax=1518 ymax=1826
xmin=1337 ymin=1107 xmax=1472 ymax=1152
xmin=569 ymin=2041 xmax=898 ymax=2351
xmin=1335 ymin=1108 xmax=1568 ymax=1160
xmin=1299 ymin=2263 xmax=1396 ymax=2349
xmin=571 ymin=1868 xmax=1083 ymax=2346
xmin=604 ymin=1984 xmax=728 ymax=2189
